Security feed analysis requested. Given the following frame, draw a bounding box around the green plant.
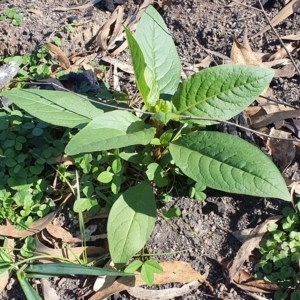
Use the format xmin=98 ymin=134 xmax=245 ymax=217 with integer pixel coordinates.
xmin=0 ymin=45 xmax=53 ymax=84
xmin=2 ymin=5 xmax=290 ymax=272
xmin=0 ymin=7 xmax=23 ymax=25
xmin=125 ymin=259 xmax=163 ymax=285
xmin=0 ymin=237 xmax=132 ymax=299
xmin=255 ymin=203 xmax=300 ymax=299
xmin=65 ymin=24 xmax=74 ymax=33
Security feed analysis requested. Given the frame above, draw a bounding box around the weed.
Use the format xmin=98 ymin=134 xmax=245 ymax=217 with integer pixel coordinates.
xmin=1 ymin=5 xmax=290 ymax=275
xmin=255 ymin=203 xmax=300 ymax=299
xmin=0 ymin=7 xmax=23 ymax=26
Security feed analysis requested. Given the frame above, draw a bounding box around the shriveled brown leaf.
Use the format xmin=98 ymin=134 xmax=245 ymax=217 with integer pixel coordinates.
xmin=101 ymin=56 xmax=133 ymax=74
xmin=268 ymin=42 xmax=297 ymax=61
xmin=0 ymin=238 xmax=14 ymax=293
xmin=93 ymin=260 xmax=116 ymax=292
xmin=27 ymin=9 xmax=43 ymax=16
xmin=251 ymin=0 xmax=300 ymax=38
xmin=84 ymin=207 xmax=109 ymax=222
xmin=41 ymin=278 xmax=59 ymax=300
xmin=233 ymin=269 xmax=279 ymax=293
xmin=274 ymin=63 xmax=296 ymax=78
xmin=127 ymin=281 xmax=201 ymax=300
xmin=89 ymin=261 xmax=211 ymax=300
xmin=45 ymin=43 xmax=70 ymax=70
xmin=0 ymin=211 xmax=56 ymax=238
xmin=229 ymin=216 xmax=282 ymax=282
xmin=251 ymin=109 xmax=300 ymax=129
xmin=35 ymin=235 xmax=106 ymax=262
xmin=97 ymin=6 xmax=124 ymax=51
xmin=282 ymin=32 xmax=300 ymax=40
xmin=230 ymin=35 xmax=264 ymax=67
xmin=46 ymin=224 xmax=81 ymax=244
xmin=54 ymin=0 xmax=102 ymax=11
xmin=52 ymin=154 xmax=74 ymax=166
xmin=285 ymin=177 xmax=300 ymax=195
xmin=266 ymin=128 xmax=295 ymax=172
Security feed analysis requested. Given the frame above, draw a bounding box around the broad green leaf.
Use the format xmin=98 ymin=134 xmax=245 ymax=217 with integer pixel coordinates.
xmin=135 ymin=5 xmax=181 ymax=97
xmin=171 ymin=65 xmax=274 ymax=125
xmin=107 ymin=181 xmax=156 ymax=269
xmin=2 ymin=89 xmax=102 ymax=128
xmin=124 ymin=28 xmax=154 ymax=107
xmin=169 ymin=131 xmax=290 ymax=201
xmin=65 ymin=110 xmax=156 ymax=155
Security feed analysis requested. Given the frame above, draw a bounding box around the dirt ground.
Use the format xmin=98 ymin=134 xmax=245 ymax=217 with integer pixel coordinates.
xmin=1 ymin=0 xmax=300 ymax=299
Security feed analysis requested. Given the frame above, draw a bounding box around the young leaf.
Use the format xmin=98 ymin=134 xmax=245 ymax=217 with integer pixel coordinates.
xmin=17 ymin=271 xmax=43 ymax=300
xmin=124 ymin=260 xmax=143 ymax=273
xmin=169 ymin=131 xmax=290 ymax=201
xmin=2 ymin=89 xmax=102 ymax=128
xmin=135 ymin=5 xmax=181 ymax=97
xmin=124 ymin=28 xmax=155 ymax=108
xmin=65 ymin=110 xmax=156 ymax=155
xmin=141 ymin=260 xmax=163 ymax=286
xmin=107 ymin=181 xmax=156 ymax=269
xmin=171 ymin=65 xmax=274 ymax=125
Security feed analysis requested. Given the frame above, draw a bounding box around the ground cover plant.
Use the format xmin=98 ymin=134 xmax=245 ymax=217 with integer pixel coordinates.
xmin=255 ymin=202 xmax=300 ymax=300
xmin=0 ymin=4 xmax=292 ymax=297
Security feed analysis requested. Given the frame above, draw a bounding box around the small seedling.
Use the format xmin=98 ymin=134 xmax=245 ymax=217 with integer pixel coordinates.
xmin=0 ymin=8 xmax=23 ymax=25
xmin=125 ymin=259 xmax=163 ymax=285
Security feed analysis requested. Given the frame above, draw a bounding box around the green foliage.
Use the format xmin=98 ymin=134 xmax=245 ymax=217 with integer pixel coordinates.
xmin=1 ymin=46 xmax=52 ymax=83
xmin=0 ymin=7 xmax=23 ymax=25
xmin=2 ymin=5 xmax=290 ymax=273
xmin=125 ymin=259 xmax=163 ymax=285
xmin=255 ymin=203 xmax=300 ymax=299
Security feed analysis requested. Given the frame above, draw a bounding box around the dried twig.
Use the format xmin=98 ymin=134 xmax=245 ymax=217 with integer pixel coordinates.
xmin=257 ymin=0 xmax=300 ymax=76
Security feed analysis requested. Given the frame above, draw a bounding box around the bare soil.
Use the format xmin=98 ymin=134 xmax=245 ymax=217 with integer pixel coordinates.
xmin=1 ymin=0 xmax=300 ymax=299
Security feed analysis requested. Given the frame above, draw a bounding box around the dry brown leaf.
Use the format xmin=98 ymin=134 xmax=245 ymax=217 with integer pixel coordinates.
xmin=101 ymin=56 xmax=133 ymax=74
xmin=282 ymin=32 xmax=300 ymax=40
xmin=35 ymin=235 xmax=106 ymax=262
xmin=0 ymin=238 xmax=14 ymax=293
xmin=41 ymin=278 xmax=59 ymax=300
xmin=285 ymin=177 xmax=300 ymax=195
xmin=44 ymin=43 xmax=70 ymax=70
xmin=256 ymin=87 xmax=278 ymax=115
xmin=127 ymin=281 xmax=201 ymax=300
xmin=251 ymin=109 xmax=300 ymax=129
xmin=266 ymin=128 xmax=295 ymax=172
xmin=233 ymin=269 xmax=279 ymax=293
xmin=46 ymin=224 xmax=81 ymax=244
xmin=54 ymin=0 xmax=102 ymax=11
xmin=268 ymin=42 xmax=297 ymax=61
xmin=294 ymin=140 xmax=300 ymax=156
xmin=93 ymin=260 xmax=116 ymax=292
xmin=52 ymin=154 xmax=74 ymax=166
xmin=229 ymin=216 xmax=283 ymax=282
xmin=274 ymin=63 xmax=296 ymax=78
xmin=97 ymin=6 xmax=124 ymax=51
xmin=230 ymin=35 xmax=264 ymax=67
xmin=89 ymin=261 xmax=211 ymax=300
xmin=251 ymin=0 xmax=300 ymax=38
xmin=0 ymin=211 xmax=56 ymax=238
xmin=84 ymin=207 xmax=109 ymax=222
xmin=27 ymin=9 xmax=43 ymax=16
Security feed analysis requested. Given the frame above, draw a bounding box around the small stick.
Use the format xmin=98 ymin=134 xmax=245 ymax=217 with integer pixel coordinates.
xmin=257 ymin=0 xmax=300 ymax=76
